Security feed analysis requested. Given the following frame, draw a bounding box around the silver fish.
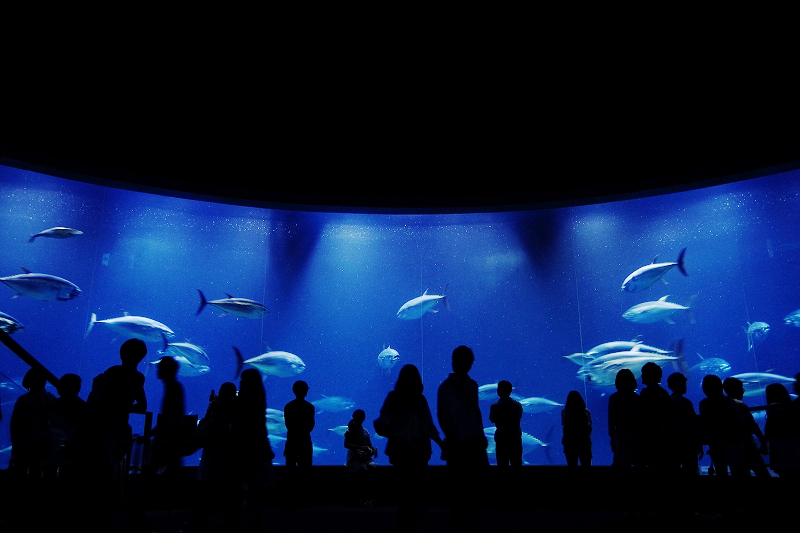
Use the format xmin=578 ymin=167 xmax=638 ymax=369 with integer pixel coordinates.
xmin=196 ymin=289 xmax=268 ymax=318
xmin=311 ymin=396 xmax=355 ymax=414
xmin=1 ymin=267 xmax=81 ymax=301
xmin=233 ymin=346 xmax=305 ymax=378
xmin=377 ymin=346 xmax=400 ymax=373
xmin=158 ymin=333 xmax=210 ymax=366
xmin=621 ymin=248 xmax=687 ymax=292
xmin=266 ymin=408 xmax=287 ymax=435
xmin=688 ymin=354 xmax=731 ymax=379
xmin=478 ymin=382 xmax=523 ymax=401
xmin=149 ymin=355 xmax=210 ymax=377
xmin=85 ymin=312 xmax=175 ymax=342
xmin=743 ymin=321 xmax=770 ymax=351
xmin=519 ymin=397 xmax=564 ymax=413
xmin=784 ymin=309 xmax=800 ymax=327
xmin=28 ymin=227 xmax=83 ymax=243
xmin=622 ymin=295 xmax=696 ymax=324
xmin=0 ymin=311 xmax=24 ymax=334
xmin=396 ymin=285 xmax=449 ymax=320
xmin=731 ymin=372 xmax=795 ymax=398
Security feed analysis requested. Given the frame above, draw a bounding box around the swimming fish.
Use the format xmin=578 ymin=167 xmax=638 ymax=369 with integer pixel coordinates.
xmin=266 ymin=408 xmax=287 ymax=435
xmin=0 ymin=311 xmax=24 ymax=334
xmin=519 ymin=397 xmax=564 ymax=414
xmin=149 ymin=355 xmax=210 ymax=377
xmin=478 ymin=383 xmax=523 ymax=401
xmin=311 ymin=396 xmax=355 ymax=414
xmin=28 ymin=227 xmax=83 ymax=243
xmin=396 ymin=285 xmax=449 ymax=320
xmin=196 ymin=289 xmax=268 ymax=318
xmin=233 ymin=346 xmax=306 ymax=379
xmin=743 ymin=321 xmax=770 ymax=351
xmin=158 ymin=333 xmax=210 ymax=367
xmin=85 ymin=313 xmax=174 ymax=342
xmin=377 ymin=346 xmax=400 ymax=373
xmin=622 ymin=295 xmax=696 ymax=324
xmin=688 ymin=353 xmax=731 ymax=379
xmin=1 ymin=268 xmax=82 ymax=301
xmin=731 ymin=372 xmax=796 ymax=398
xmin=621 ymin=248 xmax=687 ymax=292
xmin=783 ymin=309 xmax=800 ymax=327
xmin=578 ymin=341 xmax=685 ymax=387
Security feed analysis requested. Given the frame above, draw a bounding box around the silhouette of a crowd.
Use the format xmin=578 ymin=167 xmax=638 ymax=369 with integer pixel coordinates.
xmin=4 ymin=338 xmax=800 ymax=532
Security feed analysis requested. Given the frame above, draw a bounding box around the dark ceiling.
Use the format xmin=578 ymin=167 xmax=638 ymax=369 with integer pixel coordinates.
xmin=3 ymin=111 xmax=799 ymax=212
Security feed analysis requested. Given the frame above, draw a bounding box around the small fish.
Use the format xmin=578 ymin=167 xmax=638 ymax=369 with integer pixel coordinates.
xmin=622 ymin=295 xmax=696 ymax=324
xmin=196 ymin=289 xmax=268 ymax=318
xmin=621 ymin=248 xmax=687 ymax=292
xmin=311 ymin=395 xmax=355 ymax=414
xmin=784 ymin=309 xmax=800 ymax=327
xmin=396 ymin=285 xmax=449 ymax=320
xmin=233 ymin=346 xmax=306 ymax=379
xmin=0 ymin=311 xmax=24 ymax=334
xmin=149 ymin=355 xmax=210 ymax=377
xmin=28 ymin=227 xmax=83 ymax=243
xmin=377 ymin=346 xmax=400 ymax=373
xmin=85 ymin=312 xmax=175 ymax=342
xmin=743 ymin=321 xmax=770 ymax=351
xmin=1 ymin=267 xmax=82 ymax=301
xmin=158 ymin=333 xmax=210 ymax=367
xmin=519 ymin=396 xmax=564 ymax=414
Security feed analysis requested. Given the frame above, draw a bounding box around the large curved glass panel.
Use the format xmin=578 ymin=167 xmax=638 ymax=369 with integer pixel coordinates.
xmin=0 ymin=163 xmax=798 ymax=469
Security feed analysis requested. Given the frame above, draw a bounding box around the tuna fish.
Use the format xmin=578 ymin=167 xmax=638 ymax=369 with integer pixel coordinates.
xmin=743 ymin=321 xmax=770 ymax=351
xmin=311 ymin=396 xmax=355 ymax=414
xmin=478 ymin=383 xmax=523 ymax=401
xmin=621 ymin=248 xmax=687 ymax=292
xmin=266 ymin=408 xmax=287 ymax=435
xmin=1 ymin=268 xmax=82 ymax=301
xmin=28 ymin=227 xmax=83 ymax=243
xmin=622 ymin=295 xmax=696 ymax=324
xmin=0 ymin=311 xmax=24 ymax=334
xmin=196 ymin=289 xmax=268 ymax=318
xmin=233 ymin=346 xmax=306 ymax=379
xmin=783 ymin=309 xmax=800 ymax=327
xmin=731 ymin=372 xmax=796 ymax=398
xmin=85 ymin=312 xmax=175 ymax=342
xmin=159 ymin=333 xmax=210 ymax=367
xmin=519 ymin=397 xmax=564 ymax=414
xmin=396 ymin=285 xmax=449 ymax=320
xmin=149 ymin=355 xmax=210 ymax=377
xmin=688 ymin=354 xmax=732 ymax=379
xmin=377 ymin=346 xmax=400 ymax=373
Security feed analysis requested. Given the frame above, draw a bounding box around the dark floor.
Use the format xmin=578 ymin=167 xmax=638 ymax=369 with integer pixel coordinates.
xmin=0 ymin=466 xmax=795 ymax=532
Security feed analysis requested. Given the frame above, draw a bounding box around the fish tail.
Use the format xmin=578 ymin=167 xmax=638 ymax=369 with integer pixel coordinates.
xmin=443 ymin=283 xmax=450 ymax=311
xmin=195 ymin=289 xmax=207 ymax=316
xmin=233 ymin=346 xmax=243 ymax=379
xmin=28 ymin=234 xmax=37 ymax=243
xmin=686 ymin=294 xmax=697 ymax=324
xmin=84 ymin=313 xmax=97 ymax=338
xmin=676 ymin=248 xmax=688 ymax=276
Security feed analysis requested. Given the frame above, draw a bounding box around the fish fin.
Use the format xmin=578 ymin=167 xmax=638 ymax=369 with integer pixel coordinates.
xmin=28 ymin=234 xmax=36 ymax=243
xmin=225 ymin=293 xmax=235 ymax=298
xmin=195 ymin=289 xmax=207 ymax=315
xmin=676 ymin=248 xmax=688 ymax=276
xmin=423 ymin=289 xmax=429 ymax=295
xmin=431 ymin=309 xmax=438 ymax=313
xmin=665 ymin=317 xmax=676 ymax=324
xmin=697 ymin=352 xmax=705 ymax=361
xmin=659 ymin=295 xmax=669 ymax=301
xmin=651 ymin=255 xmax=659 ymax=264
xmin=161 ymin=332 xmax=169 ymax=353
xmin=84 ymin=313 xmax=97 ymax=338
xmin=20 ymin=267 xmax=31 ymax=274
xmin=443 ymin=293 xmax=450 ymax=312
xmin=233 ymin=346 xmax=244 ymax=379
xmin=660 ymin=277 xmax=669 ymax=285
xmin=11 ymin=294 xmax=19 ymax=299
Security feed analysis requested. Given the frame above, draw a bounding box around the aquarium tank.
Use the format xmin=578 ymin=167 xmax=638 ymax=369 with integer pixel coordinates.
xmin=1 ymin=161 xmax=800 ymax=469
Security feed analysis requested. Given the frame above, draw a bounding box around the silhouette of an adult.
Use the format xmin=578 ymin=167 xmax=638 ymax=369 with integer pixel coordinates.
xmin=639 ymin=362 xmax=672 ymax=471
xmin=437 ymin=345 xmax=488 ymax=532
xmin=49 ymin=373 xmax=87 ymax=475
xmin=150 ymin=356 xmax=186 ymax=475
xmin=561 ymin=390 xmax=592 ymax=467
xmin=344 ymin=408 xmax=378 ymax=506
xmin=10 ymin=367 xmax=56 ymax=475
xmin=489 ymin=380 xmax=523 ymax=467
xmin=699 ymin=374 xmax=735 ymax=476
xmin=723 ymin=376 xmax=770 ymax=477
xmin=376 ymin=364 xmax=443 ymax=531
xmin=284 ymin=380 xmax=315 ymax=468
xmin=762 ymin=383 xmax=800 ymax=477
xmin=608 ymin=368 xmax=641 ymax=468
xmin=665 ymin=372 xmax=702 ymax=476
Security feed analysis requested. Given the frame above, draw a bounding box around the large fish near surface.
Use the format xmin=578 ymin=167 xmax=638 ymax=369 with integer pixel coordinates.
xmin=478 ymin=382 xmax=524 ymax=401
xmin=578 ymin=340 xmax=685 ymax=387
xmin=783 ymin=309 xmax=800 ymax=327
xmin=621 ymin=248 xmax=687 ymax=292
xmin=85 ymin=312 xmax=175 ymax=342
xmin=688 ymin=353 xmax=731 ymax=379
xmin=731 ymin=372 xmax=796 ymax=398
xmin=311 ymin=396 xmax=355 ymax=414
xmin=565 ymin=340 xmax=672 ymax=365
xmin=149 ymin=355 xmax=210 ymax=377
xmin=396 ymin=285 xmax=449 ymax=319
xmin=0 ymin=311 xmax=24 ymax=334
xmin=233 ymin=346 xmax=305 ymax=379
xmin=622 ymin=295 xmax=696 ymax=324
xmin=1 ymin=267 xmax=82 ymax=301
xmin=743 ymin=321 xmax=770 ymax=351
xmin=196 ymin=289 xmax=268 ymax=318
xmin=28 ymin=227 xmax=83 ymax=243
xmin=159 ymin=333 xmax=210 ymax=367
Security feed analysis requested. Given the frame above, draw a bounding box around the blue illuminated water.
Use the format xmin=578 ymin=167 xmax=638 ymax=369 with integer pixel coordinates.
xmin=1 ymin=164 xmax=800 ymax=468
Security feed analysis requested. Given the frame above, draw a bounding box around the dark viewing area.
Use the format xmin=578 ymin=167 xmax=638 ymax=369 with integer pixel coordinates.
xmin=2 ymin=139 xmax=800 ymax=532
